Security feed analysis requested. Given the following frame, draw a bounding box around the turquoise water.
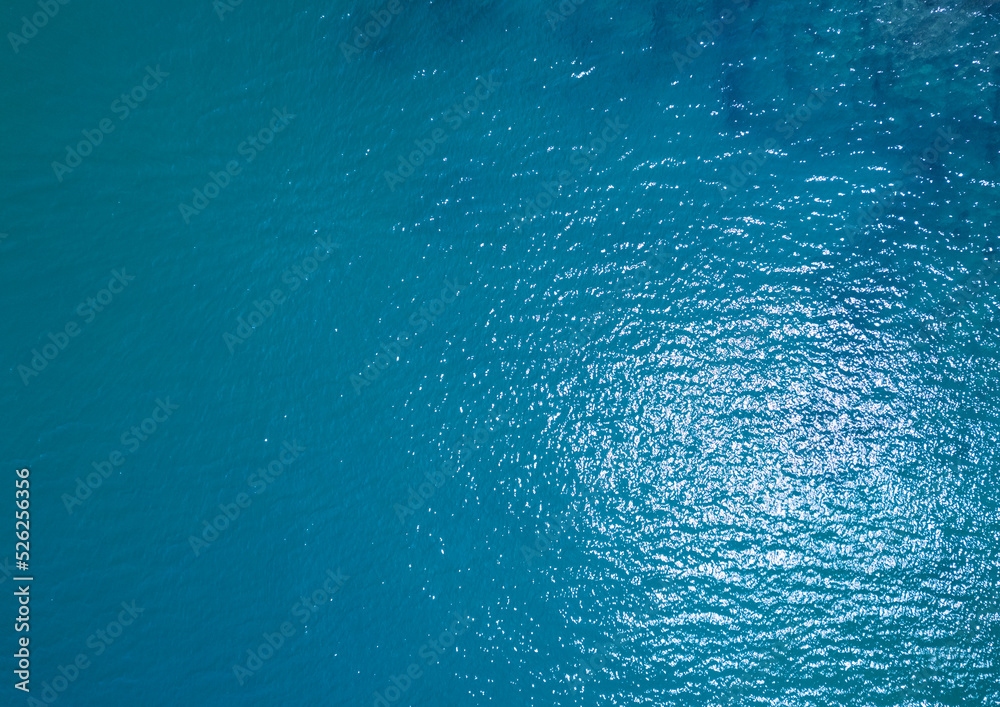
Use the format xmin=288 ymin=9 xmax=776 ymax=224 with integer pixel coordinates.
xmin=2 ymin=0 xmax=999 ymax=704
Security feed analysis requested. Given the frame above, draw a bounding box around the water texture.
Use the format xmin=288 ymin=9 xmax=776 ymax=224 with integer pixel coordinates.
xmin=1 ymin=0 xmax=998 ymax=705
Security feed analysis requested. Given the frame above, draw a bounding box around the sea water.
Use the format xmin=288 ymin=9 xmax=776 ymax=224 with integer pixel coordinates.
xmin=1 ymin=0 xmax=998 ymax=704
